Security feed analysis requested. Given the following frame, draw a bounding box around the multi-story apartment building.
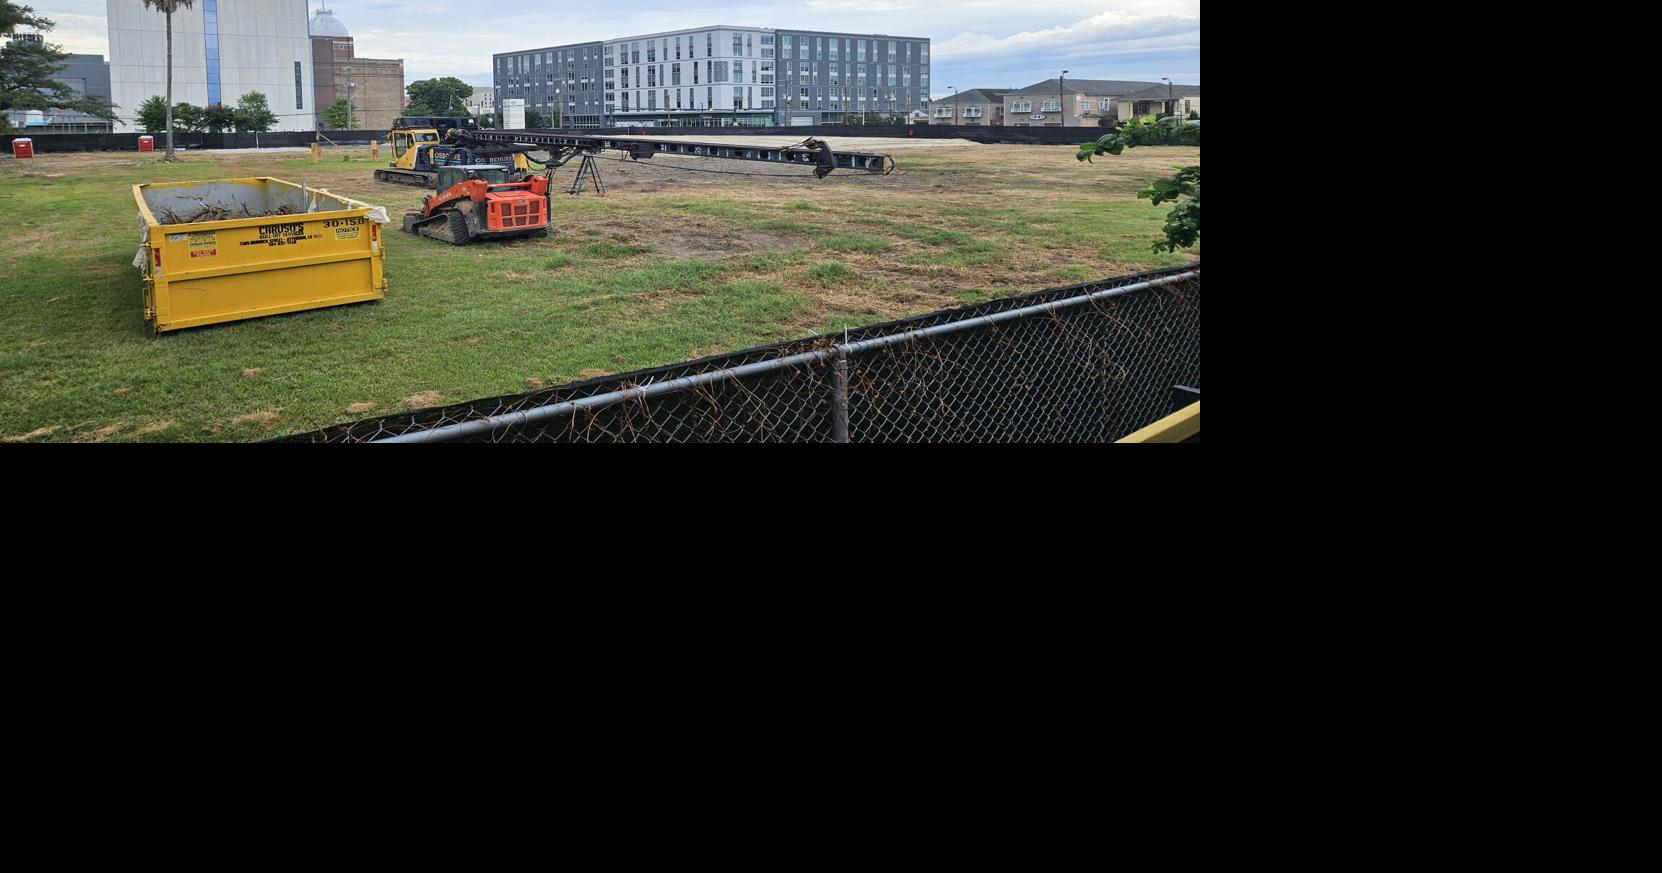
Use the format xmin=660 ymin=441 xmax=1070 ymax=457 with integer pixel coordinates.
xmin=493 ymin=41 xmax=606 ymax=127
xmin=494 ymin=26 xmax=929 ymax=128
xmin=927 ymin=88 xmax=1010 ymax=126
xmin=1001 ymin=79 xmax=1200 ymax=127
xmin=107 ymin=0 xmax=316 ymax=132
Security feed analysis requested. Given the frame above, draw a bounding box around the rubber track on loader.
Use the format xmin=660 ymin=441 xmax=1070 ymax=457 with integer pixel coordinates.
xmin=375 ymin=169 xmax=437 ymax=187
xmin=415 ymin=211 xmax=471 ymax=245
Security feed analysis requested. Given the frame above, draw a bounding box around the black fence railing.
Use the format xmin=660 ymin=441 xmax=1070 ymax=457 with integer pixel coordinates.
xmin=273 ymin=263 xmax=1201 ymax=444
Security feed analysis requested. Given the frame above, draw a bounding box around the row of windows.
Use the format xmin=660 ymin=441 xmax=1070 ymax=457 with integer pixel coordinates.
xmin=612 ymin=86 xmax=920 ymax=112
xmin=499 ymin=33 xmax=928 ymax=74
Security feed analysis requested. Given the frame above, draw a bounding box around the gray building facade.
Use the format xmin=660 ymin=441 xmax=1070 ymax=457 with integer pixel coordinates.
xmin=2 ymin=52 xmax=113 ymax=131
xmin=493 ymin=41 xmax=605 ymax=128
xmin=494 ymin=26 xmax=928 ymax=128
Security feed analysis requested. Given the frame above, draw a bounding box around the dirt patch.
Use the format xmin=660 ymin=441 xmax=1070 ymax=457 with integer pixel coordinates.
xmin=346 ymin=402 xmax=376 ymax=414
xmin=577 ymin=368 xmax=613 ymax=380
xmin=48 ymin=296 xmax=66 ymax=302
xmin=134 ymin=420 xmax=173 ymax=435
xmin=465 ymin=336 xmax=481 ymax=346
xmin=225 ymin=409 xmax=283 ymax=431
xmin=3 ymin=425 xmax=60 ymax=443
xmin=401 ymin=391 xmax=442 ymax=410
xmin=90 ymin=422 xmax=126 ymax=441
xmin=112 ymin=387 xmax=132 ymax=396
xmin=241 ymin=368 xmax=263 ymax=379
xmin=524 ymin=378 xmax=545 ymax=390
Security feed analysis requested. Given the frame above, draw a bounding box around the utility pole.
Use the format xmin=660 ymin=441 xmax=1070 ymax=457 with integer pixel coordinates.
xmin=950 ymin=85 xmax=957 ymax=126
xmin=1162 ymin=76 xmax=1173 ymax=118
xmin=1058 ymin=70 xmax=1068 ymax=127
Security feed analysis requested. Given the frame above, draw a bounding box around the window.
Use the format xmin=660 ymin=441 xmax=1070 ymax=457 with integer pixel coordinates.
xmin=935 ymin=106 xmax=952 ymax=117
xmin=672 ymin=63 xmax=681 ymax=85
xmin=734 ymin=34 xmax=742 ymax=55
xmin=1013 ymin=100 xmax=1031 ymax=112
xmin=631 ymin=42 xmax=639 ymax=64
xmin=647 ymin=43 xmax=655 ymax=62
xmin=734 ymin=87 xmax=744 ymax=108
xmin=1078 ymin=98 xmax=1092 ymax=111
xmin=1041 ymin=99 xmax=1059 ymax=111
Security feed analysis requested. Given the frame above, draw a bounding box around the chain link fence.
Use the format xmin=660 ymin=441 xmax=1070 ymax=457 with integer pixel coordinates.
xmin=273 ymin=262 xmax=1200 ymax=443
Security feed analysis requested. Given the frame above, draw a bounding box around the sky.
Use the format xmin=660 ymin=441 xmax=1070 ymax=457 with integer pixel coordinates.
xmin=30 ymin=0 xmax=1199 ymax=100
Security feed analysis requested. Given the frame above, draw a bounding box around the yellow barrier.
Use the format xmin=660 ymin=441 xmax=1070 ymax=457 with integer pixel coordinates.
xmin=1116 ymin=402 xmax=1200 ymax=443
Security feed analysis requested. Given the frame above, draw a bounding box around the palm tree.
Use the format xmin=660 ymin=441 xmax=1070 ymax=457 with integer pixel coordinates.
xmin=140 ymin=0 xmax=194 ymax=161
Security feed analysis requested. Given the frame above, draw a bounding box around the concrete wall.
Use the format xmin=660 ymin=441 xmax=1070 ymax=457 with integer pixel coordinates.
xmin=108 ymin=0 xmax=314 ymax=132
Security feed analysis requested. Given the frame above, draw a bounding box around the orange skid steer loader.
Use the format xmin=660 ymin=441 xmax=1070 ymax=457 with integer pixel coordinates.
xmin=401 ymin=165 xmax=550 ymax=245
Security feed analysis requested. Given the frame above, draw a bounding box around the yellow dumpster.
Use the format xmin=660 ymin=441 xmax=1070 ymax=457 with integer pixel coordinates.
xmin=133 ymin=177 xmax=389 ymax=333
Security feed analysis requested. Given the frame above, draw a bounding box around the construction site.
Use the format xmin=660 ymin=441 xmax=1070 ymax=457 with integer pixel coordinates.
xmin=0 ymin=129 xmax=1200 ymax=443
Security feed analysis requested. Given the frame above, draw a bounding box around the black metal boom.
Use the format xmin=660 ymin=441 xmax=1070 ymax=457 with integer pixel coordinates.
xmin=453 ymin=130 xmax=893 ymax=177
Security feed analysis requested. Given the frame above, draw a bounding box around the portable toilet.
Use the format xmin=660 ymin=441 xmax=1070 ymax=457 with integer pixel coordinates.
xmin=139 ymin=135 xmax=154 ymax=153
xmin=11 ymin=137 xmax=34 ymax=159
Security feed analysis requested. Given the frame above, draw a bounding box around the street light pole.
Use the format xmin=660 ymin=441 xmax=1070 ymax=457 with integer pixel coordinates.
xmin=950 ymin=85 xmax=957 ymax=126
xmin=1162 ymin=76 xmax=1172 ymax=117
xmin=1059 ymin=69 xmax=1069 ymax=127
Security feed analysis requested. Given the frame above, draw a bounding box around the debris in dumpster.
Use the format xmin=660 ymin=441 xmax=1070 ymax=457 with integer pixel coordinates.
xmin=155 ymin=203 xmax=299 ymax=225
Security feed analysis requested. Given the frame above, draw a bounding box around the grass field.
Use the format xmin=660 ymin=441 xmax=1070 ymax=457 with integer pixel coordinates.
xmin=0 ymin=137 xmax=1199 ymax=442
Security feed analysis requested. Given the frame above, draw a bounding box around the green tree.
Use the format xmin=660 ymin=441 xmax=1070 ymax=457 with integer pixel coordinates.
xmin=1 ymin=2 xmax=119 ymax=132
xmin=478 ymin=112 xmax=496 ymax=129
xmin=323 ymin=97 xmax=352 ymax=129
xmin=524 ymin=107 xmax=544 ymax=129
xmin=201 ymin=103 xmax=234 ymax=133
xmin=405 ymin=77 xmax=472 ymax=115
xmin=1078 ymin=116 xmax=1201 ymax=253
xmin=139 ymin=0 xmax=193 ymax=160
xmin=233 ymin=90 xmax=276 ymax=132
xmin=170 ymin=101 xmax=202 ymax=131
xmin=136 ymin=94 xmax=168 ymax=132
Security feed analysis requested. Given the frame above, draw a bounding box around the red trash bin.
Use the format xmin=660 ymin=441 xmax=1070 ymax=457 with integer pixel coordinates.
xmin=138 ymin=135 xmax=154 ymax=153
xmin=12 ymin=137 xmax=34 ymax=159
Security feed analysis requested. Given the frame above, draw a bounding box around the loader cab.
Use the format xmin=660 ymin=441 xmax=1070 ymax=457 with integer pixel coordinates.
xmin=435 ymin=165 xmax=512 ymax=191
xmin=390 ymin=129 xmax=442 ymax=169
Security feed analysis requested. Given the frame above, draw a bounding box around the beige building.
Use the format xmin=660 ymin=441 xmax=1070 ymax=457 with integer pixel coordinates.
xmin=927 ymin=88 xmax=1011 ymax=125
xmin=1002 ymin=78 xmax=1199 ymax=127
xmin=309 ymin=8 xmax=405 ymax=130
xmin=465 ymin=87 xmax=495 ymax=118
xmin=1115 ymin=84 xmax=1200 ymax=121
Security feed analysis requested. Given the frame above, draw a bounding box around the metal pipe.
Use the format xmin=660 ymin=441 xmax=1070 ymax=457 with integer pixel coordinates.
xmin=375 ymin=268 xmax=1198 ymax=444
xmin=832 ymin=349 xmax=850 ymax=443
xmin=378 ymin=346 xmax=838 ymax=443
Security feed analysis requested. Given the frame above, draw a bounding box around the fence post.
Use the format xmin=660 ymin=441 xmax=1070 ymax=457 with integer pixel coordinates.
xmin=832 ymin=348 xmax=850 ymax=443
xmin=311 ymin=142 xmax=320 ymax=163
